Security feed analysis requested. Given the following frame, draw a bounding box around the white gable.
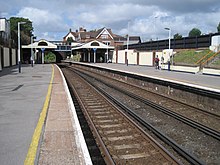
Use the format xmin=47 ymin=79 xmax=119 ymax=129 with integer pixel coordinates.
xmin=96 ymin=28 xmax=113 ymax=40
xmin=22 ymin=39 xmax=57 ymax=49
xmin=102 ymin=29 xmax=109 ymax=35
xmin=72 ymin=40 xmax=114 ymax=50
xmin=65 ymin=33 xmax=76 ymax=41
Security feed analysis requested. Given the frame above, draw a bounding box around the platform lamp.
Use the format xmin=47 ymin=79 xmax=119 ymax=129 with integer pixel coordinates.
xmin=31 ymin=35 xmax=37 ymax=67
xmin=164 ymin=27 xmax=171 ymax=48
xmin=164 ymin=27 xmax=172 ymax=65
xmin=18 ymin=21 xmax=26 ymax=73
xmin=126 ymin=22 xmax=130 ymax=51
xmin=126 ymin=21 xmax=130 ymax=66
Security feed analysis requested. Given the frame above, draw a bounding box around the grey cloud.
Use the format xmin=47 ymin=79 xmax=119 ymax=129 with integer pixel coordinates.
xmin=1 ymin=0 xmax=219 ymax=40
xmin=120 ymin=0 xmax=220 ymax=13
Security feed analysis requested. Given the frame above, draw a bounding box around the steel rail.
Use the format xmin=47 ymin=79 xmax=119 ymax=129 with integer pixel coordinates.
xmin=64 ymin=72 xmax=115 ymax=165
xmin=69 ymin=64 xmax=220 ymax=118
xmin=91 ymin=79 xmax=205 ymax=165
xmin=104 ymin=81 xmax=220 ymax=141
xmin=76 ymin=67 xmax=220 ymax=141
xmin=63 ymin=65 xmax=181 ymax=165
xmin=74 ymin=68 xmax=206 ymax=165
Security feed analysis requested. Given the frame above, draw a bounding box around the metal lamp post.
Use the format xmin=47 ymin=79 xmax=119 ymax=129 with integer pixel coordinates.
xmin=126 ymin=22 xmax=129 ymax=51
xmin=126 ymin=21 xmax=130 ymax=65
xmin=164 ymin=27 xmax=171 ymax=50
xmin=165 ymin=27 xmax=172 ymax=65
xmin=18 ymin=21 xmax=26 ymax=73
xmin=31 ymin=35 xmax=36 ymax=67
xmin=165 ymin=27 xmax=172 ymax=70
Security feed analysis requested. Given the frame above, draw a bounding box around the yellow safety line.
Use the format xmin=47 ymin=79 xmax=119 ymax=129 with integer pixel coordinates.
xmin=24 ymin=64 xmax=54 ymax=165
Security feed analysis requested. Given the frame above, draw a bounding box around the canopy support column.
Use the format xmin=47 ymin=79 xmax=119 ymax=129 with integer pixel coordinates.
xmin=88 ymin=49 xmax=90 ymax=63
xmin=93 ymin=48 xmax=97 ymax=63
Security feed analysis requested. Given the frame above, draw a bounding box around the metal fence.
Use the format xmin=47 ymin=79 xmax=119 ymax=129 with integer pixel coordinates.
xmin=125 ymin=32 xmax=220 ymax=51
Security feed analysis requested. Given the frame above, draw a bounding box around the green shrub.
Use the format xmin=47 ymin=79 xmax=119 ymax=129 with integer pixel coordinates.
xmin=71 ymin=54 xmax=81 ymax=62
xmin=44 ymin=52 xmax=56 ymax=63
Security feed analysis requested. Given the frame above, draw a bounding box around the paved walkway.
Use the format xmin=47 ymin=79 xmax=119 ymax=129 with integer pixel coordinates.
xmin=38 ymin=65 xmax=91 ymax=164
xmin=1 ymin=62 xmax=219 ymax=164
xmin=0 ymin=64 xmax=92 ymax=165
xmin=92 ymin=63 xmax=220 ymax=91
xmin=0 ymin=64 xmax=52 ymax=165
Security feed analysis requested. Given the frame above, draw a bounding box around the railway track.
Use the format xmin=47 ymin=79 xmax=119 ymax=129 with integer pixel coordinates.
xmin=75 ymin=67 xmax=220 ymax=140
xmin=69 ymin=86 xmax=106 ymax=164
xmin=61 ymin=66 xmax=180 ymax=165
xmin=60 ymin=63 xmax=220 ymax=164
xmin=72 ymin=65 xmax=220 ymax=134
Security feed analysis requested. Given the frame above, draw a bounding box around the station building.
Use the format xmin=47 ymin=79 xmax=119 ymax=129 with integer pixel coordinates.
xmin=63 ymin=27 xmax=141 ymax=63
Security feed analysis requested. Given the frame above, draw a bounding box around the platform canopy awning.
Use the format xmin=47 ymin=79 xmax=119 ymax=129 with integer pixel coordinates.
xmin=22 ymin=39 xmax=57 ymax=49
xmin=72 ymin=40 xmax=114 ymax=50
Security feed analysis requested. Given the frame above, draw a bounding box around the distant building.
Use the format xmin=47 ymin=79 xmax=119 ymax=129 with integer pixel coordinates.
xmin=0 ymin=18 xmax=10 ymax=47
xmin=63 ymin=27 xmax=141 ymax=48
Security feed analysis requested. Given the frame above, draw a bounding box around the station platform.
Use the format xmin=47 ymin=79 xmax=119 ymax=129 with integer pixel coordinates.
xmin=1 ymin=62 xmax=219 ymax=165
xmin=87 ymin=62 xmax=220 ymax=92
xmin=0 ymin=64 xmax=92 ymax=165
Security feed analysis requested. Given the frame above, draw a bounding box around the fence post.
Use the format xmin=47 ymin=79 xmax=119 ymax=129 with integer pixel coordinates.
xmin=196 ymin=36 xmax=198 ymax=48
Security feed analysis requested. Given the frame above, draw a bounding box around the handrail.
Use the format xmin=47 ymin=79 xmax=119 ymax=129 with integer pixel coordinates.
xmin=202 ymin=50 xmax=220 ymax=66
xmin=195 ymin=50 xmax=212 ymax=65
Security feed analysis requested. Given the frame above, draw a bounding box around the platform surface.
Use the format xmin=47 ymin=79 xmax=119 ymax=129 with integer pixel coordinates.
xmin=38 ymin=64 xmax=91 ymax=165
xmin=0 ymin=64 xmax=91 ymax=165
xmin=0 ymin=64 xmax=52 ymax=165
xmin=91 ymin=63 xmax=220 ymax=91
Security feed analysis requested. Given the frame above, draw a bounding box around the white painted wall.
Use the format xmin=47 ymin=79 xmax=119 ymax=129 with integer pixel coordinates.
xmin=162 ymin=49 xmax=173 ymax=63
xmin=139 ymin=52 xmax=153 ymax=66
xmin=172 ymin=65 xmax=199 ymax=73
xmin=127 ymin=51 xmax=137 ymax=65
xmin=113 ymin=49 xmax=176 ymax=66
xmin=113 ymin=50 xmax=137 ymax=64
xmin=112 ymin=50 xmax=116 ymax=63
xmin=3 ymin=47 xmax=10 ymax=67
xmin=203 ymin=67 xmax=220 ymax=76
xmin=117 ymin=50 xmax=125 ymax=63
xmin=210 ymin=35 xmax=220 ymax=52
xmin=12 ymin=49 xmax=16 ymax=65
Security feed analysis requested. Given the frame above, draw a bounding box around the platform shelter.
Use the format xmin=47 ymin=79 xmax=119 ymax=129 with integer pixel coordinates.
xmin=22 ymin=39 xmax=57 ymax=64
xmin=71 ymin=40 xmax=114 ymax=63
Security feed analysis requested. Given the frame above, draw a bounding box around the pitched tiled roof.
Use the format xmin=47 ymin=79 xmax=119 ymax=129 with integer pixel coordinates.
xmin=63 ymin=27 xmax=141 ymax=43
xmin=63 ymin=31 xmax=78 ymax=40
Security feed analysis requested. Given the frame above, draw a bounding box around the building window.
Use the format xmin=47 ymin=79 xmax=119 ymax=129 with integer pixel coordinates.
xmin=101 ymin=34 xmax=108 ymax=39
xmin=38 ymin=42 xmax=48 ymax=46
xmin=91 ymin=42 xmax=99 ymax=46
xmin=103 ymin=41 xmax=110 ymax=46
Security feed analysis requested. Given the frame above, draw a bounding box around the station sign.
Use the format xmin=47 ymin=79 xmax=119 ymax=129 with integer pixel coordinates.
xmin=41 ymin=48 xmax=45 ymax=52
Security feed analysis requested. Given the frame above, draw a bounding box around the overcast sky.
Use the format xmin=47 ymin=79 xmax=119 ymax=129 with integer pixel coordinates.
xmin=1 ymin=0 xmax=220 ymax=41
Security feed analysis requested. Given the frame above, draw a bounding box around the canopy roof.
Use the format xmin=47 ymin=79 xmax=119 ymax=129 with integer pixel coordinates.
xmin=72 ymin=40 xmax=114 ymax=50
xmin=22 ymin=39 xmax=57 ymax=49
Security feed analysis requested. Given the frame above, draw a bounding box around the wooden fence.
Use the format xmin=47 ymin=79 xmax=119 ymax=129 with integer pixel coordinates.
xmin=125 ymin=32 xmax=220 ymax=51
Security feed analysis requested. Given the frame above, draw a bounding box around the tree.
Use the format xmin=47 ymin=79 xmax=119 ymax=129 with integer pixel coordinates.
xmin=67 ymin=37 xmax=74 ymax=43
xmin=45 ymin=52 xmax=56 ymax=63
xmin=188 ymin=28 xmax=201 ymax=37
xmin=9 ymin=17 xmax=33 ymax=47
xmin=217 ymin=22 xmax=220 ymax=33
xmin=173 ymin=33 xmax=182 ymax=39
